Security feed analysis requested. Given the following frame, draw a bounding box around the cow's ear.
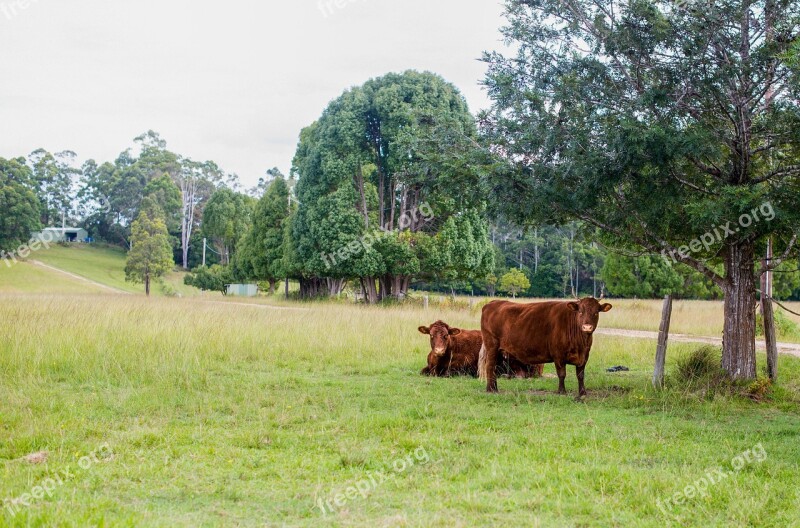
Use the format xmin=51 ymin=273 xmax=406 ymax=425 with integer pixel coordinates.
xmin=600 ymin=303 xmax=613 ymax=313
xmin=448 ymin=328 xmax=462 ymax=336
xmin=567 ymin=302 xmax=580 ymax=312
xmin=418 ymin=326 xmax=430 ymax=334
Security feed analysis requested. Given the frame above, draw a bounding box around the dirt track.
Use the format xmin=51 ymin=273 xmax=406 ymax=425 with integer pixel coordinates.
xmin=596 ymin=327 xmax=800 ymax=358
xmin=31 ymin=260 xmax=130 ymax=294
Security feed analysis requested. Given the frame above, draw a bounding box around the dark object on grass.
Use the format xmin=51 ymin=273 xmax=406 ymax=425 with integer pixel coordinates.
xmin=606 ymin=366 xmax=629 ymax=372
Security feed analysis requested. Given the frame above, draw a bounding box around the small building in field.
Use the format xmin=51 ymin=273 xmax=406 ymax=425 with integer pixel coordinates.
xmin=226 ymin=283 xmax=259 ymax=297
xmin=33 ymin=227 xmax=90 ymax=243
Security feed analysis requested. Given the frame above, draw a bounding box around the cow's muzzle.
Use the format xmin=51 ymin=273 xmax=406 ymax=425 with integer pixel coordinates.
xmin=581 ymin=324 xmax=595 ymax=333
xmin=433 ymin=348 xmax=446 ymax=356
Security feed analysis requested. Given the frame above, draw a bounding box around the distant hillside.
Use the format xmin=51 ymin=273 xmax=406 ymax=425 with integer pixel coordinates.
xmin=0 ymin=244 xmax=200 ymax=296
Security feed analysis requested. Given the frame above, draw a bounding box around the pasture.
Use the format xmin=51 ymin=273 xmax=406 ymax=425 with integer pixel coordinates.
xmin=2 ymin=294 xmax=800 ymax=527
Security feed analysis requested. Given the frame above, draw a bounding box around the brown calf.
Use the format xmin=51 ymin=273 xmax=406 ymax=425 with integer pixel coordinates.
xmin=419 ymin=321 xmax=481 ymax=377
xmin=419 ymin=320 xmax=544 ymax=378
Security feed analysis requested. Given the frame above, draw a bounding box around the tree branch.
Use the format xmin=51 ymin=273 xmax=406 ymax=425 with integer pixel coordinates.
xmin=573 ymin=211 xmax=725 ymax=288
xmin=761 ymin=233 xmax=798 ymax=274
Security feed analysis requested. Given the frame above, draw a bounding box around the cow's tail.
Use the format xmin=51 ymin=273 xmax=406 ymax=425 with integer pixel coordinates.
xmin=478 ymin=344 xmax=488 ymax=381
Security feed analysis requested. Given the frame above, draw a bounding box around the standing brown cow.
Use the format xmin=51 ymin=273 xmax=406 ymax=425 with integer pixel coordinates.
xmin=478 ymin=297 xmax=612 ymax=395
xmin=419 ymin=320 xmax=544 ymax=378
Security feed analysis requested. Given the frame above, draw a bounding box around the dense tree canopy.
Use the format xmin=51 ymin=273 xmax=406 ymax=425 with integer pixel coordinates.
xmin=290 ymin=70 xmax=495 ymax=302
xmin=0 ymin=157 xmax=41 ymax=253
xmin=482 ymin=0 xmax=800 ymax=378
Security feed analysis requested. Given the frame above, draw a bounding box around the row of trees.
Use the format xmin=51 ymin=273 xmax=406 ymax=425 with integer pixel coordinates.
xmin=488 ymin=223 xmax=800 ymax=300
xmin=0 ymin=131 xmax=274 ymax=272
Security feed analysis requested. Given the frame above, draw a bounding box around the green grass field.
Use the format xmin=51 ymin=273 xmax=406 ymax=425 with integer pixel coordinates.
xmin=2 ymin=294 xmax=799 ymax=527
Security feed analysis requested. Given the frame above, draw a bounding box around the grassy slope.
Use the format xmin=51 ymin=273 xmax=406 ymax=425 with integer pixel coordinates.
xmin=1 ymin=297 xmax=799 ymax=527
xmin=0 ymin=260 xmax=111 ymax=295
xmin=1 ymin=244 xmax=198 ymax=297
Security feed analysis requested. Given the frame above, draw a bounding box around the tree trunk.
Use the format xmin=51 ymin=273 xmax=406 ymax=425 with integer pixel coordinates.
xmin=388 ymin=175 xmax=397 ymax=231
xmin=326 ymin=278 xmax=344 ymax=296
xmin=401 ymin=276 xmax=411 ymax=298
xmin=722 ymin=242 xmax=757 ymax=379
xmin=145 ymin=274 xmax=151 ymax=297
xmin=180 ymin=175 xmax=196 ymax=270
xmin=300 ymin=278 xmax=325 ymax=299
xmin=356 ymin=164 xmax=369 ymax=229
xmin=391 ymin=275 xmax=404 ymax=300
xmin=378 ymin=275 xmax=392 ymax=301
xmin=361 ymin=277 xmax=378 ymax=304
xmin=285 ymin=278 xmax=289 ymax=299
xmin=268 ymin=279 xmax=276 ymax=295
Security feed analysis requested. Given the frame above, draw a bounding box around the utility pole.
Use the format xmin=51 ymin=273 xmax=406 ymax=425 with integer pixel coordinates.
xmin=202 ymin=238 xmax=207 ymax=267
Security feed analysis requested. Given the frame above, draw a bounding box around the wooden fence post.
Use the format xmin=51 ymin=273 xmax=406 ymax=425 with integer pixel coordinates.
xmin=762 ymin=296 xmax=778 ymax=381
xmin=653 ymin=295 xmax=673 ymax=389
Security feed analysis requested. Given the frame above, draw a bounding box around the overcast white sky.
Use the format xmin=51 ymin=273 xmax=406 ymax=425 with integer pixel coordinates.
xmin=0 ymin=0 xmax=507 ymax=187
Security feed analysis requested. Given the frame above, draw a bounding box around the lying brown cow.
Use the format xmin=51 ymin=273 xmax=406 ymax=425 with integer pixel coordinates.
xmin=479 ymin=297 xmax=612 ymax=395
xmin=419 ymin=321 xmax=544 ymax=378
xmin=419 ymin=321 xmax=481 ymax=377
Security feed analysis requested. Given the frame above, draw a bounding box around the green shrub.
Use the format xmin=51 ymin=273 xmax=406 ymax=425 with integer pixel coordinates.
xmin=158 ymin=280 xmax=179 ymax=298
xmin=675 ymin=345 xmax=723 ymax=383
xmin=756 ymin=308 xmax=800 ymax=340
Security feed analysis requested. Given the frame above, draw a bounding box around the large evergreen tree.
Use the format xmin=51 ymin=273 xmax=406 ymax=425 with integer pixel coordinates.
xmin=125 ymin=200 xmax=175 ymax=296
xmin=483 ymin=0 xmax=800 ymax=379
xmin=235 ymin=176 xmax=294 ymax=293
xmin=0 ymin=157 xmax=41 ymax=253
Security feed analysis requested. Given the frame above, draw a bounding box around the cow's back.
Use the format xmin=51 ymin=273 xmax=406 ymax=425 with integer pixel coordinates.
xmin=482 ymin=300 xmax=574 ymax=365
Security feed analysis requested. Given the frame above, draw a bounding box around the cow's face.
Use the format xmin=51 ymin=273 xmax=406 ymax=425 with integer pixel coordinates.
xmin=567 ymin=298 xmax=612 ymax=334
xmin=418 ymin=321 xmax=461 ymax=356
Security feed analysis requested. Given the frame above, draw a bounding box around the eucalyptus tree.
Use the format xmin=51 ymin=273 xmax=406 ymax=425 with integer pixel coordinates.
xmin=483 ymin=0 xmax=800 ymax=378
xmin=28 ymin=149 xmax=79 ymax=227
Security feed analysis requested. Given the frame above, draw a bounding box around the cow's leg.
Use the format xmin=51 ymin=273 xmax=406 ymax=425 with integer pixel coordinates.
xmin=555 ymin=362 xmax=567 ymax=394
xmin=576 ymin=364 xmax=586 ymax=397
xmin=481 ymin=339 xmax=500 ymax=393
